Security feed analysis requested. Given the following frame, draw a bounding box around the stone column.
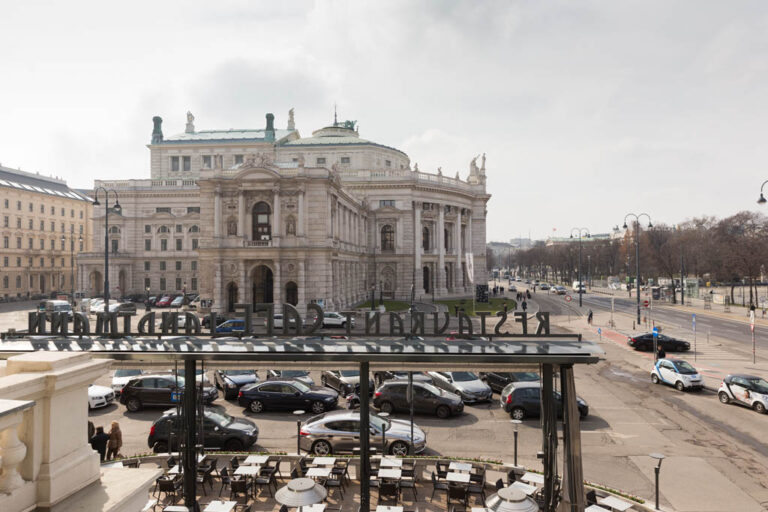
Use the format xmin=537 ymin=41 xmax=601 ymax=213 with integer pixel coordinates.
xmin=238 ymin=191 xmax=246 ymax=240
xmin=273 ymin=261 xmax=282 ymax=314
xmin=213 ymin=261 xmax=223 ymax=312
xmin=437 ymin=204 xmax=446 ymax=294
xmin=298 ymin=188 xmax=305 ymax=237
xmin=467 ymin=209 xmax=473 ymax=291
xmin=272 ymin=188 xmax=281 ymax=241
xmin=414 ymin=202 xmax=423 ymax=296
xmin=455 ymin=209 xmax=462 ymax=292
xmin=214 ymin=187 xmax=222 ymax=238
xmin=238 ymin=261 xmax=247 ymax=305
xmin=298 ymin=260 xmax=306 ymax=316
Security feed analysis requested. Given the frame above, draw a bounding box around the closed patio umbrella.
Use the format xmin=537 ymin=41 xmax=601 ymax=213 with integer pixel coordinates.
xmin=275 ymin=478 xmax=328 ymax=509
xmin=486 ymin=486 xmax=539 ymax=512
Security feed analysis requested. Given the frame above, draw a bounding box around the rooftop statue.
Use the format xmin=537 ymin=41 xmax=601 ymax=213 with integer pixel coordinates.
xmin=185 ymin=111 xmax=195 ymax=134
xmin=414 ymin=163 xmax=419 ymax=172
xmin=287 ymin=108 xmax=295 ymax=130
xmin=481 ymin=152 xmax=486 ymax=171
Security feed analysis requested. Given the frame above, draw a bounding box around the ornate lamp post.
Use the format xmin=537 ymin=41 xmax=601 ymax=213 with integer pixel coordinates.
xmin=92 ymin=188 xmax=121 ymax=313
xmin=623 ymin=213 xmax=652 ymax=325
xmin=757 ymin=180 xmax=768 ymax=204
xmin=570 ymin=228 xmax=590 ymax=307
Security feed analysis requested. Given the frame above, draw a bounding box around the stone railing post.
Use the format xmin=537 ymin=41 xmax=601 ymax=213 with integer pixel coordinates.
xmin=0 ymin=399 xmax=34 ymax=494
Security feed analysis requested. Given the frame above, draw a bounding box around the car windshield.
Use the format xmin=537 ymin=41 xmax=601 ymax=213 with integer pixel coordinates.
xmin=513 ymin=372 xmax=539 ymax=381
xmin=223 ymin=370 xmax=252 ymax=376
xmin=115 ymin=369 xmax=142 ymax=378
xmin=369 ymin=414 xmax=391 ymax=432
xmin=54 ymin=305 xmax=70 ymax=311
xmin=167 ymin=376 xmax=186 ymax=387
xmin=418 ymin=382 xmax=443 ymax=396
xmin=204 ymin=409 xmax=234 ymax=426
xmin=450 ymin=372 xmax=478 ymax=382
xmin=291 ymin=381 xmax=311 ymax=393
xmin=280 ymin=370 xmax=309 ymax=378
xmin=676 ymin=361 xmax=697 ymax=374
xmin=177 ymin=370 xmax=204 ymax=377
xmin=340 ymin=370 xmax=359 ymax=377
xmin=747 ymin=378 xmax=768 ymax=394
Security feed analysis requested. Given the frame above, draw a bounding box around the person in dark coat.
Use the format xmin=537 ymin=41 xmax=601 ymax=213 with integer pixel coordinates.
xmin=521 ymin=300 xmax=528 ymax=312
xmin=656 ymin=344 xmax=666 ymax=361
xmin=90 ymin=426 xmax=110 ymax=461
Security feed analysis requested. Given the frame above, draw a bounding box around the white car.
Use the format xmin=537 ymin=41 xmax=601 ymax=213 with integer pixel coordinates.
xmin=718 ymin=374 xmax=768 ymax=414
xmin=651 ymin=359 xmax=703 ymax=391
xmin=88 ymin=384 xmax=115 ymax=409
xmin=111 ymin=368 xmax=144 ymax=395
xmin=323 ymin=312 xmax=355 ymax=328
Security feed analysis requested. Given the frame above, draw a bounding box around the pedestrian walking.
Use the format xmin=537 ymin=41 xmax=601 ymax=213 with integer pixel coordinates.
xmin=503 ymin=302 xmax=508 ymax=314
xmin=656 ymin=344 xmax=666 ymax=361
xmin=107 ymin=421 xmax=122 ymax=460
xmin=521 ymin=300 xmax=528 ymax=312
xmin=90 ymin=426 xmax=110 ymax=462
xmin=587 ymin=309 xmax=593 ymax=325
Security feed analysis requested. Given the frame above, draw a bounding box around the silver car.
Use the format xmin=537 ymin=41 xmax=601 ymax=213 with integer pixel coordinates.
xmin=428 ymin=371 xmax=492 ymax=403
xmin=299 ymin=410 xmax=426 ymax=456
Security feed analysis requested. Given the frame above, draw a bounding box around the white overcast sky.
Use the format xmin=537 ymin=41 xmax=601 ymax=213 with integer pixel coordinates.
xmin=1 ymin=1 xmax=767 ymax=241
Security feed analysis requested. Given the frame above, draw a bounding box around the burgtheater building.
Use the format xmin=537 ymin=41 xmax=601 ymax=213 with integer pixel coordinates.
xmin=78 ymin=111 xmax=490 ymax=314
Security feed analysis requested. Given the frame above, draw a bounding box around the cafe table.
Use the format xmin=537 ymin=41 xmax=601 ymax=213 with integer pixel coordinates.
xmin=379 ymin=457 xmax=403 ymax=468
xmin=203 ymin=501 xmax=237 ymax=512
xmin=306 ymin=467 xmax=332 ymax=479
xmin=521 ymin=472 xmax=545 ymax=485
xmin=311 ymin=457 xmax=336 ymax=466
xmin=302 ymin=505 xmax=326 ymax=512
xmin=168 ymin=465 xmax=181 ymax=475
xmin=510 ymin=481 xmax=537 ymax=496
xmin=449 ymin=461 xmax=472 ymax=472
xmin=163 ymin=507 xmax=189 ymax=512
xmin=375 ymin=506 xmax=403 ymax=512
xmin=471 ymin=509 xmax=490 ymax=512
xmin=585 ymin=505 xmax=611 ymax=512
xmin=377 ymin=468 xmax=402 ymax=480
xmin=598 ymin=495 xmax=634 ymax=511
xmin=243 ymin=454 xmax=270 ymax=465
xmin=446 ymin=472 xmax=470 ymax=484
xmin=234 ymin=465 xmax=261 ymax=477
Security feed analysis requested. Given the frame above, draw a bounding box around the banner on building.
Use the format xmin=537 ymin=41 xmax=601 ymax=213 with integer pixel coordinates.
xmin=465 ymin=252 xmax=474 ymax=283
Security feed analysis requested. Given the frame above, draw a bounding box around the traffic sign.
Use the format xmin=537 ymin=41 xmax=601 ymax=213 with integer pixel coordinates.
xmin=597 ymin=327 xmax=602 ymax=335
xmin=653 ymin=326 xmax=658 ymax=334
xmin=643 ymin=300 xmax=649 ymax=308
xmin=565 ymin=295 xmax=572 ymax=302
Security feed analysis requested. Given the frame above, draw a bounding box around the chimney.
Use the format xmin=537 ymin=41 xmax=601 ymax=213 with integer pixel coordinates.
xmin=152 ymin=116 xmax=164 ymax=144
xmin=265 ymin=113 xmax=275 ymax=142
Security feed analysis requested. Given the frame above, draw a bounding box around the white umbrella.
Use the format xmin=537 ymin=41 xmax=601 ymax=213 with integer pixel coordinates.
xmin=486 ymin=486 xmax=539 ymax=512
xmin=275 ymin=478 xmax=327 ymax=509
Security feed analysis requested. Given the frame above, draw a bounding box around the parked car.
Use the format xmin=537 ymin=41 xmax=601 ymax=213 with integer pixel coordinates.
xmin=299 ymin=410 xmax=426 ymax=456
xmin=373 ymin=370 xmax=433 ymax=386
xmin=170 ymin=296 xmax=184 ymax=308
xmin=174 ymin=369 xmax=210 ymax=385
xmin=554 ymin=286 xmax=567 ymax=295
xmin=148 ymin=407 xmax=259 ymax=453
xmin=718 ymin=374 xmax=768 ymax=414
xmin=155 ymin=295 xmax=173 ymax=307
xmin=119 ymin=375 xmax=218 ymax=412
xmin=237 ymin=379 xmax=338 ymax=414
xmin=427 ymin=371 xmax=492 ymax=403
xmin=627 ymin=333 xmax=690 ymax=352
xmin=480 ymin=371 xmax=539 ymax=393
xmin=214 ymin=369 xmax=260 ymax=399
xmin=216 ymin=319 xmax=245 ymax=333
xmin=651 ymin=359 xmax=703 ymax=391
xmin=266 ymin=370 xmax=314 ymax=386
xmin=500 ymin=381 xmax=589 ymax=420
xmin=111 ymin=368 xmax=144 ymax=395
xmin=373 ymin=380 xmax=463 ymax=418
xmin=88 ymin=384 xmax=115 ymax=409
xmin=272 ymin=314 xmax=297 ymax=329
xmin=202 ymin=313 xmax=227 ymax=329
xmin=44 ymin=300 xmax=74 ymax=321
xmin=508 ymin=285 xmax=517 ymax=293
xmin=116 ymin=302 xmax=137 ymax=314
xmin=322 ymin=312 xmax=355 ymax=328
xmin=321 ymin=370 xmax=375 ymax=396
xmin=539 ymin=284 xmax=550 ymax=290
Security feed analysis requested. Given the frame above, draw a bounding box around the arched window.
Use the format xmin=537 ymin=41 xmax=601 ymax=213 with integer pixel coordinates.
xmin=108 ymin=226 xmax=120 ymax=234
xmin=422 ymin=226 xmax=430 ymax=251
xmin=252 ymin=202 xmax=271 ymax=240
xmin=189 ymin=225 xmax=199 ymax=233
xmin=226 ymin=217 xmax=237 ymax=236
xmin=444 ymin=228 xmax=451 ymax=251
xmin=285 ymin=216 xmax=296 ymax=236
xmin=381 ymin=224 xmax=394 ymax=251
xmin=158 ymin=225 xmax=170 ymax=234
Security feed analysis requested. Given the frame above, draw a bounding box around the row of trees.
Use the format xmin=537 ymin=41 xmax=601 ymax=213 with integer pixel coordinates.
xmin=487 ymin=211 xmax=768 ymax=305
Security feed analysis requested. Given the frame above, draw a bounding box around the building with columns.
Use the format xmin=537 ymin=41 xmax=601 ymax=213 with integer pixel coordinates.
xmin=78 ymin=111 xmax=490 ymax=314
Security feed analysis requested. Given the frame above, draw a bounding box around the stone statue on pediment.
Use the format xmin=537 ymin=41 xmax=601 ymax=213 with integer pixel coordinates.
xmin=287 ymin=108 xmax=295 ymax=130
xmin=437 ymin=167 xmax=442 ymax=176
xmin=414 ymin=163 xmax=419 ymax=172
xmin=481 ymin=152 xmax=486 ymax=171
xmin=470 ymin=155 xmax=479 ymax=174
xmin=185 ymin=111 xmax=195 ymax=134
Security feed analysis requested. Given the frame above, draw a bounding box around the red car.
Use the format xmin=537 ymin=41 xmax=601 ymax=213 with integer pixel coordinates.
xmin=156 ymin=295 xmax=173 ymax=307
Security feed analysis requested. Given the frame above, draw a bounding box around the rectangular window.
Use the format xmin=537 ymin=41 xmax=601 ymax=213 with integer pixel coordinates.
xmin=385 ymin=160 xmax=391 ymax=167
xmin=175 ymin=224 xmax=182 ymax=233
xmin=39 ymin=239 xmax=44 ymax=249
xmin=60 ymin=222 xmax=64 ymax=233
xmin=79 ymin=210 xmax=83 ymax=219
xmin=16 ymin=237 xmax=21 ymax=249
xmin=161 ymin=239 xmax=168 ymax=251
xmin=171 ymin=156 xmax=180 ymax=171
xmin=340 ymin=157 xmax=350 ymax=164
xmin=40 ymin=220 xmax=44 ymax=231
xmin=28 ymin=238 xmax=33 ymax=249
xmin=28 ymin=219 xmax=32 ymax=229
xmin=111 ymin=239 xmax=118 ymax=253
xmin=316 ymin=157 xmax=326 ymax=165
xmin=40 ymin=257 xmax=44 ymax=267
xmin=71 ymin=209 xmax=74 ymax=217
xmin=60 ymin=239 xmax=65 ymax=251
xmin=3 ymin=236 xmax=8 ymax=249
xmin=191 ymin=278 xmax=198 ymax=290
xmin=3 ymin=199 xmax=7 ymax=208
xmin=16 ymin=218 xmax=20 ymax=228
xmin=79 ymin=225 xmax=83 ymax=234
xmin=192 ymin=238 xmax=198 ymax=250
xmin=182 ymin=156 xmax=191 ymax=172
xmin=79 ymin=241 xmax=83 ymax=251
xmin=159 ymin=261 xmax=166 ymax=271
xmin=187 ymin=207 xmax=200 ymax=214
xmin=175 ymin=239 xmax=182 ymax=251
xmin=50 ymin=221 xmax=54 ymax=231
xmin=144 ymin=239 xmax=151 ymax=251
xmin=160 ymin=278 xmax=166 ymax=291
xmin=156 ymin=207 xmax=171 ymax=213
xmin=17 ymin=201 xmax=21 ymax=210
xmin=234 ymin=154 xmax=243 ymax=165
xmin=144 ymin=261 xmax=150 ymax=271
xmin=191 ymin=261 xmax=197 ymax=271
xmin=3 ymin=257 xmax=7 ymax=267
xmin=3 ymin=216 xmax=8 ymax=227
xmin=60 ymin=257 xmax=64 ymax=267
xmin=61 ymin=208 xmax=65 ymax=216
xmin=50 ymin=206 xmax=54 ymax=215
xmin=175 ymin=261 xmax=182 ymax=271
xmin=144 ymin=277 xmax=150 ymax=290
xmin=16 ymin=257 xmax=20 ymax=266
xmin=145 ymin=225 xmax=151 ymax=233
xmin=379 ymin=200 xmax=395 ymax=208
xmin=202 ymin=155 xmax=212 ymax=168
xmin=175 ymin=278 xmax=182 ymax=290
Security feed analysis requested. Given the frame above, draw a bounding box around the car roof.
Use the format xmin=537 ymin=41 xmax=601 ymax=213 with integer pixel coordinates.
xmin=257 ymin=379 xmax=302 ymax=386
xmin=727 ymin=374 xmax=761 ymax=380
xmin=509 ymin=381 xmax=542 ymax=389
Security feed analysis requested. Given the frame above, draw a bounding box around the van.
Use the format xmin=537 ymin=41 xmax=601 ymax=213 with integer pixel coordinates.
xmin=572 ymin=281 xmax=586 ymax=293
xmin=45 ymin=300 xmax=73 ymax=321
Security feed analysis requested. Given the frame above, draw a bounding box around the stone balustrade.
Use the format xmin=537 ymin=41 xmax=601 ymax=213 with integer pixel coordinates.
xmin=0 ymin=399 xmax=34 ymax=494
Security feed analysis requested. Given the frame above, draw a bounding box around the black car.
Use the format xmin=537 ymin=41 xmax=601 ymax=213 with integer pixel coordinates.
xmin=501 ymin=381 xmax=588 ymax=420
xmin=266 ymin=370 xmax=315 ymax=387
xmin=627 ymin=333 xmax=690 ymax=352
xmin=148 ymin=407 xmax=259 ymax=453
xmin=202 ymin=313 xmax=227 ymax=329
xmin=119 ymin=375 xmax=218 ymax=412
xmin=480 ymin=371 xmax=539 ymax=393
xmin=373 ymin=370 xmax=433 ymax=386
xmin=373 ymin=381 xmax=464 ymax=419
xmin=321 ymin=370 xmax=375 ymax=396
xmin=214 ymin=369 xmax=260 ymax=399
xmin=238 ymin=379 xmax=338 ymax=415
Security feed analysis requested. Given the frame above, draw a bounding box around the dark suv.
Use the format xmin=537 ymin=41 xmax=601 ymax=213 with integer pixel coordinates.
xmin=627 ymin=333 xmax=690 ymax=352
xmin=120 ymin=375 xmax=218 ymax=412
xmin=373 ymin=381 xmax=463 ymax=419
xmin=480 ymin=371 xmax=539 ymax=393
xmin=501 ymin=381 xmax=588 ymax=420
xmin=148 ymin=408 xmax=259 ymax=453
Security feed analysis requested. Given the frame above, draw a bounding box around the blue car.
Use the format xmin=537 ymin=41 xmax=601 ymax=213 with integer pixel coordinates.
xmin=651 ymin=359 xmax=703 ymax=391
xmin=216 ymin=319 xmax=245 ymax=333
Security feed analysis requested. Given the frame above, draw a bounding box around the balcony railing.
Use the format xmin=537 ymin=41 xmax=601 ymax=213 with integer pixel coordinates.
xmin=0 ymin=399 xmax=34 ymax=493
xmin=245 ymin=239 xmax=272 ymax=248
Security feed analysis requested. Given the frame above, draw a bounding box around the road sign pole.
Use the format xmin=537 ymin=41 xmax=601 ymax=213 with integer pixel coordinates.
xmin=692 ymin=314 xmax=696 ymax=362
xmin=751 ymin=310 xmax=756 ymax=364
xmin=653 ymin=326 xmax=659 ymax=361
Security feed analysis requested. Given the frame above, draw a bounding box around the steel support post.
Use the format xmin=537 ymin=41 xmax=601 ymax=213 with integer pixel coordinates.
xmin=560 ymin=364 xmax=585 ymax=511
xmin=183 ymin=358 xmax=198 ymax=510
xmin=359 ymin=361 xmax=371 ymax=512
xmin=541 ymin=364 xmax=558 ymax=512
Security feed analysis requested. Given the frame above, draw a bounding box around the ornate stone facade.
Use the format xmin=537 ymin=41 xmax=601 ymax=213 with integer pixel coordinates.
xmin=78 ymin=112 xmax=489 ymax=314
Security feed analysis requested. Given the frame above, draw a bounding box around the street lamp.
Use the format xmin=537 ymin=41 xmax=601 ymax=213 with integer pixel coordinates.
xmin=378 ymin=411 xmax=390 ymax=454
xmin=570 ymin=228 xmax=590 ymax=307
xmin=510 ymin=419 xmax=522 ymax=466
xmin=92 ymin=187 xmax=121 ymax=314
xmin=623 ymin=213 xmax=652 ymax=325
xmin=293 ymin=410 xmax=305 ymax=454
xmin=61 ymin=233 xmax=82 ymax=305
xmin=650 ymin=452 xmax=665 ymax=510
xmin=758 ymin=179 xmax=768 ymax=204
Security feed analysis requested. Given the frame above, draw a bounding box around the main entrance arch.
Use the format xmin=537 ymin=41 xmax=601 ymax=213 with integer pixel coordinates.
xmin=251 ymin=265 xmax=273 ymax=304
xmin=422 ymin=266 xmax=430 ymax=293
xmin=226 ymin=282 xmax=238 ymax=313
xmin=285 ymin=281 xmax=298 ymax=306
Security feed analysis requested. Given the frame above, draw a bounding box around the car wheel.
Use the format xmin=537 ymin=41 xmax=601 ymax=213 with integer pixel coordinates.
xmin=340 ymin=322 xmax=346 ymax=329
xmin=311 ymin=401 xmax=326 ymax=414
xmin=651 ymin=374 xmax=659 ymax=384
xmin=510 ymin=407 xmax=525 ymax=420
xmin=248 ymin=400 xmax=264 ymax=413
xmin=436 ymin=405 xmax=451 ymax=419
xmin=312 ymin=440 xmax=332 ymax=456
xmin=321 ymin=376 xmax=328 ymax=387
xmin=224 ymin=439 xmax=243 ymax=451
xmin=126 ymin=398 xmax=142 ymax=412
xmin=153 ymin=441 xmax=168 ymax=453
xmin=579 ymin=409 xmax=588 ymax=419
xmin=754 ymin=402 xmax=766 ymax=414
xmin=389 ymin=441 xmax=409 ymax=456
xmin=380 ymin=401 xmax=394 ymax=414
xmin=718 ymin=391 xmax=730 ymax=404
xmin=675 ymin=381 xmax=685 ymax=392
